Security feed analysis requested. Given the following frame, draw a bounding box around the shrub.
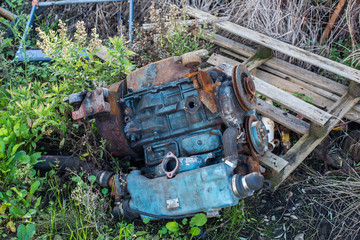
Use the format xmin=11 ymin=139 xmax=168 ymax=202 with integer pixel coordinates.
xmin=37 ymin=20 xmax=135 ymax=90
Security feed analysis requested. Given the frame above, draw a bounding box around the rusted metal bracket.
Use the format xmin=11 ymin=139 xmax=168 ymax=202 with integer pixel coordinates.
xmin=72 ymin=88 xmax=111 ymax=120
xmin=186 ymin=71 xmax=221 ymax=113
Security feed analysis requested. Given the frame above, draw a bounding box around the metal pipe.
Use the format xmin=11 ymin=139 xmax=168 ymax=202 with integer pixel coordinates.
xmin=35 ymin=155 xmax=96 ymax=172
xmin=223 ymin=127 xmax=239 ymax=158
xmin=15 ymin=4 xmax=37 ymax=61
xmin=38 ymin=0 xmax=127 ymax=7
xmin=19 ymin=4 xmax=37 ymax=52
xmin=0 ymin=7 xmax=17 ymax=21
xmin=128 ymin=0 xmax=133 ymax=43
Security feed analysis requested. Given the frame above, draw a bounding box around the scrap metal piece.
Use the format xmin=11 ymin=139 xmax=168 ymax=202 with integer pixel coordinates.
xmin=127 ymin=49 xmax=209 ymax=92
xmin=126 ymin=57 xmax=192 ymax=92
xmin=72 ymin=88 xmax=110 ymax=120
xmin=161 ymin=152 xmax=180 ymax=179
xmin=232 ymin=64 xmax=257 ymax=111
xmin=245 ymin=115 xmax=268 ymax=158
xmin=186 ymin=71 xmax=221 ymax=113
xmin=166 ymin=198 xmax=180 ymax=209
xmin=179 ymin=49 xmax=208 ymax=71
xmin=95 ymin=89 xmax=138 ymax=158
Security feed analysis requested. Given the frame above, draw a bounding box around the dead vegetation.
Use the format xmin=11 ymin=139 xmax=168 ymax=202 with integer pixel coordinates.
xmin=288 ymin=165 xmax=360 ymax=240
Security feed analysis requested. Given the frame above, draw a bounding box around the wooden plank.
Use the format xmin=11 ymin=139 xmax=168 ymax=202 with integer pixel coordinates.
xmin=95 ymin=46 xmax=109 ymax=61
xmin=185 ymin=6 xmax=360 ymax=84
xmin=256 ymin=99 xmax=310 ymax=135
xmin=208 ymin=54 xmax=332 ymax=126
xmin=268 ymin=92 xmax=360 ymax=189
xmin=210 ymin=52 xmax=360 ymax=122
xmin=207 ymin=34 xmax=348 ymax=95
xmin=142 ymin=17 xmax=229 ymax=30
xmin=243 ymin=46 xmax=272 ymax=71
xmin=219 ymin=47 xmax=346 ymax=99
xmin=255 ymin=70 xmax=334 ymax=109
xmin=254 ymin=78 xmax=331 ymax=125
xmin=260 ymin=152 xmax=289 ymax=174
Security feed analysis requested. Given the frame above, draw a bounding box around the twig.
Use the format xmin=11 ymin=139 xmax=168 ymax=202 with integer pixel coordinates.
xmin=320 ymin=0 xmax=347 ymax=44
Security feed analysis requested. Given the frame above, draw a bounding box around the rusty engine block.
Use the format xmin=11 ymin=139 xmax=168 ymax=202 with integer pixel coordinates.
xmin=63 ymin=49 xmax=269 ymax=220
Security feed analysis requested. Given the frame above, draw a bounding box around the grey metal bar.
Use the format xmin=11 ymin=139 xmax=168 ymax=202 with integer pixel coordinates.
xmin=38 ymin=0 xmax=127 ymax=7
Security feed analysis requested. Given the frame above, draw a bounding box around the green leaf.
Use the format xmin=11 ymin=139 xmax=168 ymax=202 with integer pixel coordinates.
xmin=165 ymin=221 xmax=179 ymax=233
xmin=26 ymin=224 xmax=36 ymax=238
xmin=158 ymin=226 xmax=167 ymax=235
xmin=30 ymin=180 xmax=40 ymax=195
xmin=101 ymin=188 xmax=108 ymax=195
xmin=182 ymin=218 xmax=188 ymax=225
xmin=10 ymin=206 xmax=24 ymax=217
xmin=0 ymin=141 xmax=5 ymax=158
xmin=17 ymin=223 xmax=35 ymax=240
xmin=142 ymin=217 xmax=150 ymax=224
xmin=19 ymin=155 xmax=30 ymax=164
xmin=23 ymin=209 xmax=36 ymax=219
xmin=89 ymin=175 xmax=96 ymax=183
xmin=189 ymin=227 xmax=201 ymax=236
xmin=190 ymin=213 xmax=207 ymax=227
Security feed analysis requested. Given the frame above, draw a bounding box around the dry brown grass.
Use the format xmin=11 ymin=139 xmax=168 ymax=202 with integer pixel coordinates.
xmin=290 ymin=165 xmax=360 ymax=240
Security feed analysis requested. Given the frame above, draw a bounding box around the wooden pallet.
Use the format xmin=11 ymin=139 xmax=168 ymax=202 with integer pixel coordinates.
xmin=185 ymin=6 xmax=360 ymax=189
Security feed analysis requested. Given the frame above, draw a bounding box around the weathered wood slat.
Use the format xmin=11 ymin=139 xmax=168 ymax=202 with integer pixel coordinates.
xmin=219 ymin=47 xmax=346 ymax=100
xmin=207 ymin=54 xmax=332 ymax=126
xmin=260 ymin=152 xmax=289 ymax=174
xmin=210 ymin=53 xmax=360 ymax=122
xmin=243 ymin=46 xmax=272 ymax=72
xmin=256 ymin=99 xmax=310 ymax=135
xmin=268 ymin=92 xmax=360 ymax=189
xmin=142 ymin=17 xmax=229 ymax=30
xmin=185 ymin=6 xmax=360 ymax=84
xmin=254 ymin=78 xmax=331 ymax=125
xmin=206 ymin=35 xmax=348 ymax=95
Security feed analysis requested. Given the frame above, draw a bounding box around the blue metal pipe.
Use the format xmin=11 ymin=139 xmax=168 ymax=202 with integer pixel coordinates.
xmin=128 ymin=0 xmax=133 ymax=43
xmin=15 ymin=4 xmax=37 ymax=61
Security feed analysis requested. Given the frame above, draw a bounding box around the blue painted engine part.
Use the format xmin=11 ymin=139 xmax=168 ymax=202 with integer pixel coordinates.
xmin=122 ymin=77 xmax=224 ymax=166
xmin=67 ymin=50 xmax=269 ymax=220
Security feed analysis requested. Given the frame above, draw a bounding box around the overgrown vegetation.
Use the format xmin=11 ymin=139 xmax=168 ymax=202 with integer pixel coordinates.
xmin=0 ymin=1 xmax=216 ymax=238
xmin=1 ymin=0 xmax=360 ymax=239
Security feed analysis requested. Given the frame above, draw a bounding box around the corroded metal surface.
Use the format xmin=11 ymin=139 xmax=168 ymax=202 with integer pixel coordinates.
xmin=72 ymin=88 xmax=111 ymax=120
xmin=95 ymin=90 xmax=138 ymax=158
xmin=126 ymin=57 xmax=192 ymax=92
xmin=186 ymin=71 xmax=221 ymax=113
xmin=65 ymin=50 xmax=269 ymax=220
xmin=232 ymin=64 xmax=257 ymax=111
xmin=245 ymin=115 xmax=268 ymax=158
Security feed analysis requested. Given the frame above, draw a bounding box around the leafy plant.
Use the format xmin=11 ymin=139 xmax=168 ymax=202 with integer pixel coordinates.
xmin=16 ymin=223 xmax=36 ymax=240
xmin=131 ymin=2 xmax=214 ymax=66
xmin=292 ymin=92 xmax=313 ymax=103
xmin=37 ymin=20 xmax=135 ymax=90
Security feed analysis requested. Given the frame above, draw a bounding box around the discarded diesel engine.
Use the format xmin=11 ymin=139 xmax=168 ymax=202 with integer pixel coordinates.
xmin=65 ymin=49 xmax=269 ymax=220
